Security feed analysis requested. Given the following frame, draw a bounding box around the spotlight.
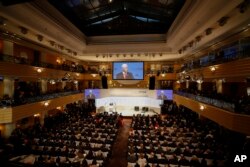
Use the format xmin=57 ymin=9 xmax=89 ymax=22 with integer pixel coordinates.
xmin=189 ymin=41 xmax=194 ymax=47
xmin=196 ymin=36 xmax=202 ymax=42
xmin=205 ymin=28 xmax=213 ymax=35
xmin=37 ymin=35 xmax=43 ymax=41
xmin=218 ymin=17 xmax=229 ymax=26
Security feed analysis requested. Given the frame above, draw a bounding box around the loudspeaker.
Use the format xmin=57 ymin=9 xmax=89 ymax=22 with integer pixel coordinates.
xmin=101 ymin=76 xmax=108 ymax=89
xmin=134 ymin=106 xmax=139 ymax=111
xmin=149 ymin=76 xmax=155 ymax=90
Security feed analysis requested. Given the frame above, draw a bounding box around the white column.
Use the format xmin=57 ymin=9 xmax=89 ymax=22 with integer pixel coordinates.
xmin=41 ymin=79 xmax=47 ymax=94
xmin=216 ymin=79 xmax=223 ymax=93
xmin=62 ymin=81 xmax=66 ymax=90
xmin=39 ymin=111 xmax=45 ymax=126
xmin=197 ymin=82 xmax=202 ymax=91
xmin=3 ymin=40 xmax=14 ymax=56
xmin=3 ymin=77 xmax=14 ymax=98
xmin=75 ymin=82 xmax=79 ymax=90
xmin=2 ymin=123 xmax=16 ymax=138
xmin=186 ymin=80 xmax=189 ymax=89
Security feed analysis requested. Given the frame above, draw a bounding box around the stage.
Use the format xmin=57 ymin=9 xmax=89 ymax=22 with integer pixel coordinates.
xmin=96 ymin=105 xmax=160 ymax=117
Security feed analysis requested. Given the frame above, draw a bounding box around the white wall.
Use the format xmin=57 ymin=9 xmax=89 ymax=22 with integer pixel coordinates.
xmin=99 ymin=88 xmax=156 ymax=98
xmin=96 ymin=88 xmax=162 ymax=109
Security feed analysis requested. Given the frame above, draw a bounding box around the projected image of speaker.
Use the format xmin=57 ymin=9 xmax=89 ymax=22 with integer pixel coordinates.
xmin=149 ymin=76 xmax=155 ymax=90
xmin=101 ymin=76 xmax=108 ymax=89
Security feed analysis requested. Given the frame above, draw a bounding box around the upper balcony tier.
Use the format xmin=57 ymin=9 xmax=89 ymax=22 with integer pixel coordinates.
xmin=173 ymin=93 xmax=250 ymax=135
xmin=0 ymin=91 xmax=83 ymax=124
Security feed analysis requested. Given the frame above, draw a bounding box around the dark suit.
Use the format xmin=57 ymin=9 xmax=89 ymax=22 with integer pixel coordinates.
xmin=116 ymin=72 xmax=134 ymax=79
xmin=86 ymin=93 xmax=95 ymax=99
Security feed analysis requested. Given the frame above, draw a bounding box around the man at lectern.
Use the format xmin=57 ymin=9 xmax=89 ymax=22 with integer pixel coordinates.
xmin=158 ymin=90 xmax=167 ymax=100
xmin=87 ymin=90 xmax=95 ymax=99
xmin=116 ymin=63 xmax=134 ymax=79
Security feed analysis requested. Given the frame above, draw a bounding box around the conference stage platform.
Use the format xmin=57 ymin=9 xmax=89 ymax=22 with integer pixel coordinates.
xmin=95 ymin=89 xmax=164 ymax=116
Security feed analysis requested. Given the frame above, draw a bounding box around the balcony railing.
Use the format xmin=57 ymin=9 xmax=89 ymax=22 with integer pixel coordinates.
xmin=175 ymin=91 xmax=236 ymax=112
xmin=0 ymin=90 xmax=81 ymax=108
xmin=178 ymin=41 xmax=250 ymax=73
xmin=0 ymin=53 xmax=89 ymax=73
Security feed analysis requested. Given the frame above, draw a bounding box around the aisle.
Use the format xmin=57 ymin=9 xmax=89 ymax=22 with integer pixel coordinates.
xmin=108 ymin=118 xmax=132 ymax=167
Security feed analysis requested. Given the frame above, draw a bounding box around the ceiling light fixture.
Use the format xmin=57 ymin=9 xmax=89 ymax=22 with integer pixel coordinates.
xmin=196 ymin=36 xmax=202 ymax=42
xmin=205 ymin=28 xmax=213 ymax=35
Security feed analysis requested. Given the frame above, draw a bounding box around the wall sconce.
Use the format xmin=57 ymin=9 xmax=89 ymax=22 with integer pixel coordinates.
xmin=76 ymin=73 xmax=80 ymax=76
xmin=200 ymin=105 xmax=205 ymax=111
xmin=44 ymin=102 xmax=49 ymax=107
xmin=197 ymin=79 xmax=203 ymax=84
xmin=37 ymin=68 xmax=42 ymax=73
xmin=210 ymin=66 xmax=216 ymax=72
xmin=91 ymin=74 xmax=97 ymax=77
xmin=56 ymin=59 xmax=61 ymax=64
xmin=161 ymin=73 xmax=166 ymax=77
xmin=49 ymin=80 xmax=56 ymax=85
xmin=74 ymin=80 xmax=78 ymax=84
xmin=34 ymin=113 xmax=40 ymax=117
xmin=176 ymin=80 xmax=180 ymax=84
